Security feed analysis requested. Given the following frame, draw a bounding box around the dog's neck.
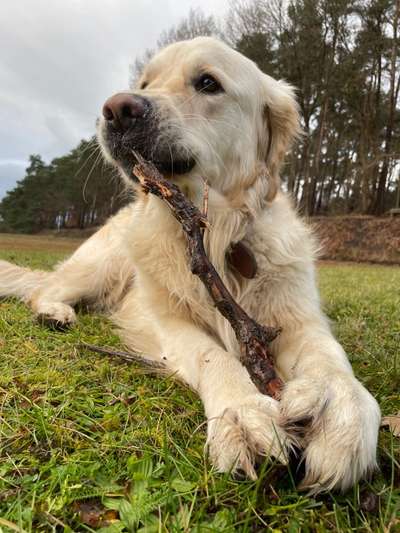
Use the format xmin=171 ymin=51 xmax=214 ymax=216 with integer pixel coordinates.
xmin=180 ymin=170 xmax=272 ymax=278
xmin=133 ymin=168 xmax=272 ymax=280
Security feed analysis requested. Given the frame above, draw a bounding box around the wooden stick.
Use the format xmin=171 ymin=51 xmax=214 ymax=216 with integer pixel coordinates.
xmin=132 ymin=152 xmax=283 ymax=400
xmin=201 ymin=178 xmax=209 ymax=219
xmin=78 ymin=342 xmax=166 ymax=370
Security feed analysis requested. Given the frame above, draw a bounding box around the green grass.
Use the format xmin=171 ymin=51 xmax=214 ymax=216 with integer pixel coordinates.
xmin=0 ymin=247 xmax=399 ymax=532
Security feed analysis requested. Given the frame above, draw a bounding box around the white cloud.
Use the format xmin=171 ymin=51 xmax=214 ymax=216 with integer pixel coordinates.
xmin=0 ymin=0 xmax=229 ymax=198
xmin=0 ymin=159 xmax=27 ymax=167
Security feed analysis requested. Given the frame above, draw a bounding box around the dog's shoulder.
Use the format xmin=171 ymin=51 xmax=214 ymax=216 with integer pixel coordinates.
xmin=250 ymin=192 xmax=319 ymax=269
xmin=240 ymin=192 xmax=322 ymax=326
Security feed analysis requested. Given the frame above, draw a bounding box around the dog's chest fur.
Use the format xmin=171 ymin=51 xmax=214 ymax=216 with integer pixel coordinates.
xmin=120 ymin=191 xmax=318 ymax=357
xmin=121 ymin=194 xmax=249 ymax=344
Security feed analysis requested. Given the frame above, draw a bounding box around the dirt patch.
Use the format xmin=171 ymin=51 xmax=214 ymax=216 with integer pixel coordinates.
xmin=0 ymin=233 xmax=83 ymax=253
xmin=2 ymin=215 xmax=399 ymax=265
xmin=312 ymin=216 xmax=400 ymax=265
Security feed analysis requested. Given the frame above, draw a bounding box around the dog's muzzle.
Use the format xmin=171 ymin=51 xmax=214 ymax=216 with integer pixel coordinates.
xmin=100 ymin=92 xmax=196 ymax=176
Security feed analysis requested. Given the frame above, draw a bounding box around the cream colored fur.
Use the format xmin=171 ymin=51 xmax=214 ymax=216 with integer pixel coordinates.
xmin=0 ymin=37 xmax=380 ymax=493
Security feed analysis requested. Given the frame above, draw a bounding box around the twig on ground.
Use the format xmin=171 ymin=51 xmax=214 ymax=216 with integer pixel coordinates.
xmin=78 ymin=343 xmax=166 ymax=370
xmin=132 ymin=152 xmax=283 ymax=400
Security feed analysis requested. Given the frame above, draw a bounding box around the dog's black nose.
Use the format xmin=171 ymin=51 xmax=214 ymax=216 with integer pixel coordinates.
xmin=102 ymin=93 xmax=148 ymax=131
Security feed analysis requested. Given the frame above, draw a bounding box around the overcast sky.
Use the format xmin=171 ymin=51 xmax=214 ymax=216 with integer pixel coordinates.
xmin=0 ymin=0 xmax=229 ymax=199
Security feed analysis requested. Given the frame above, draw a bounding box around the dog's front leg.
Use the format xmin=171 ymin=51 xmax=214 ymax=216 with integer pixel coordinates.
xmin=149 ymin=316 xmax=292 ymax=479
xmin=28 ymin=207 xmax=134 ymax=326
xmin=275 ymin=323 xmax=381 ymax=493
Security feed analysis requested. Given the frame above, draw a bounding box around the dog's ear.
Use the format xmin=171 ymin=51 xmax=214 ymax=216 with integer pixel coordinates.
xmin=259 ymin=76 xmax=301 ymax=201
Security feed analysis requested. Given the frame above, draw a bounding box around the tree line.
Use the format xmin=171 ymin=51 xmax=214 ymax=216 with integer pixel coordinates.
xmin=0 ymin=143 xmax=129 ymax=234
xmin=1 ymin=0 xmax=399 ymax=233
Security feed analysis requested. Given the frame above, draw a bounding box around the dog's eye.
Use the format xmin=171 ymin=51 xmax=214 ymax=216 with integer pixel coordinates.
xmin=194 ymin=74 xmax=223 ymax=94
xmin=140 ymin=81 xmax=148 ymax=90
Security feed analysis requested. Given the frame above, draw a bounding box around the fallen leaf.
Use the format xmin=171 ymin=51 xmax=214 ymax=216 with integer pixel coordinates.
xmin=73 ymin=500 xmax=119 ymax=528
xmin=381 ymin=412 xmax=400 ymax=437
xmin=360 ymin=490 xmax=379 ymax=514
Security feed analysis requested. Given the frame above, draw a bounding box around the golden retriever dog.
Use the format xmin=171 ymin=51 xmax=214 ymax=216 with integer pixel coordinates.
xmin=0 ymin=37 xmax=380 ymax=493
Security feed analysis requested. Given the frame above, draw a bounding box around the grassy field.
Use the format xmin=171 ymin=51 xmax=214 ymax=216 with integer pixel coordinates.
xmin=0 ymin=237 xmax=399 ymax=532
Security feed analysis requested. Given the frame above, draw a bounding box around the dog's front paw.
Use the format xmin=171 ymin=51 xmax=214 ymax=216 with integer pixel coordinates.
xmin=37 ymin=302 xmax=77 ymax=329
xmin=280 ymin=374 xmax=381 ymax=493
xmin=207 ymin=394 xmax=292 ymax=480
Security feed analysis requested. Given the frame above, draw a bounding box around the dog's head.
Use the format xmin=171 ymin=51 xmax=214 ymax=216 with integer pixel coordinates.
xmin=98 ymin=37 xmax=300 ymax=202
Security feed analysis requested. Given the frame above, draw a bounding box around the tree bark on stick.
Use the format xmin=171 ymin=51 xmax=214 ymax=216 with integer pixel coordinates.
xmin=132 ymin=153 xmax=283 ymax=400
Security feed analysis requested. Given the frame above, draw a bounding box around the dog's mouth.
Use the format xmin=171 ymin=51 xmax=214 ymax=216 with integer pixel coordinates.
xmin=101 ymin=124 xmax=196 ymax=179
xmin=150 ymin=158 xmax=196 ymax=176
xmin=99 ymin=94 xmax=196 ymax=179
